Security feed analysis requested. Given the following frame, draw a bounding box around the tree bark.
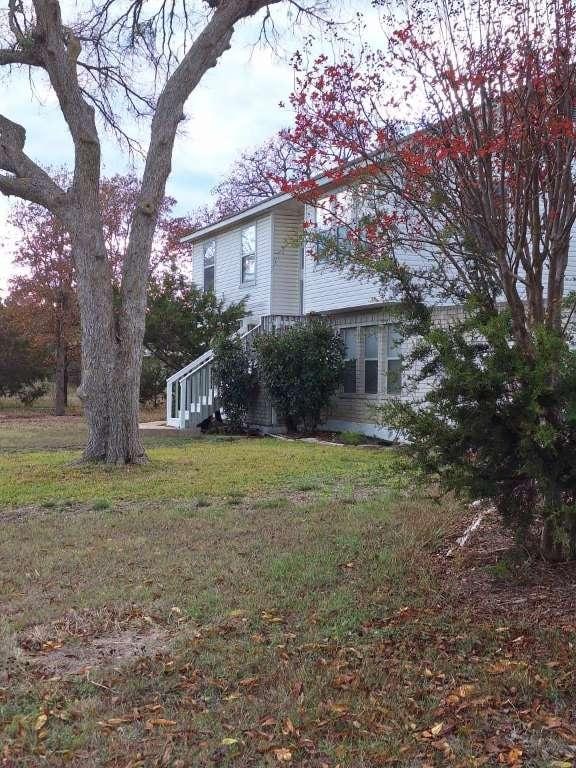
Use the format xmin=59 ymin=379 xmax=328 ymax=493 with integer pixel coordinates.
xmin=53 ymin=343 xmax=67 ymax=416
xmin=53 ymin=288 xmax=68 ymax=416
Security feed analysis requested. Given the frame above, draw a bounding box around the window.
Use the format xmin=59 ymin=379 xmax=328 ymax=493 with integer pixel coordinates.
xmin=241 ymin=225 xmax=256 ymax=283
xmin=364 ymin=326 xmax=379 ymax=394
xmin=314 ymin=190 xmax=358 ymax=262
xmin=386 ymin=325 xmax=402 ymax=395
xmin=203 ymin=240 xmax=215 ymax=292
xmin=170 ymin=380 xmax=180 ymax=419
xmin=341 ymin=327 xmax=357 ymax=394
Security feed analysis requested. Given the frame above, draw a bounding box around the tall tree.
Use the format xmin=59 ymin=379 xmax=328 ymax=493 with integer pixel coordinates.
xmin=6 ymin=208 xmax=78 ymax=415
xmin=211 ymin=134 xmax=314 ymax=218
xmin=281 ymin=0 xmax=576 ymax=557
xmin=145 ymin=271 xmax=247 ymax=372
xmin=6 ymin=175 xmax=186 ymax=415
xmin=0 ymin=0 xmax=327 ymax=463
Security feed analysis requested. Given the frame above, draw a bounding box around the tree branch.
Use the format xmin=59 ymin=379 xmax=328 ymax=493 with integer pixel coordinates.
xmin=0 ymin=48 xmax=42 ymax=67
xmin=0 ymin=112 xmax=66 ymax=210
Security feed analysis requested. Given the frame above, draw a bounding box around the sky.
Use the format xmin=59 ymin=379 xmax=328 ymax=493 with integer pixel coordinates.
xmin=0 ymin=2 xmax=375 ymax=292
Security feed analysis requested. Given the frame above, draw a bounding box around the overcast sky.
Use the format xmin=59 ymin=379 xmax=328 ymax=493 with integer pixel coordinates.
xmin=0 ymin=2 xmax=375 ymax=292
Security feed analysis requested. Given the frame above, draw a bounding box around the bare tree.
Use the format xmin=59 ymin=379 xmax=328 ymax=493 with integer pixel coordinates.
xmin=0 ymin=0 xmax=328 ymax=463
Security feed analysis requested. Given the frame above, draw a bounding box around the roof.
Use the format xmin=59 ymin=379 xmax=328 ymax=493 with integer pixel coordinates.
xmin=179 ymin=155 xmax=381 ymax=245
xmin=180 ymin=190 xmax=296 ymax=244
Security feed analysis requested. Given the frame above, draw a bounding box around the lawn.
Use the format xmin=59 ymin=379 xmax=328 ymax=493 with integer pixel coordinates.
xmin=1 ymin=417 xmax=575 ymax=767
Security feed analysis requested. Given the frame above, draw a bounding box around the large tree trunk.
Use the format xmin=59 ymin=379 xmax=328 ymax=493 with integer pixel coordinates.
xmin=73 ymin=237 xmax=147 ymax=464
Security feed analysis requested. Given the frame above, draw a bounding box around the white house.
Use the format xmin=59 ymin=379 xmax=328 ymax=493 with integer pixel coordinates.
xmin=165 ymin=184 xmax=576 ymax=437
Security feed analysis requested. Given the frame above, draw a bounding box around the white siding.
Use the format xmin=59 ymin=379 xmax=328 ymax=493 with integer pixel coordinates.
xmin=192 ymin=214 xmax=273 ymax=325
xmin=270 ymin=206 xmax=303 ymax=314
xmin=301 ymin=200 xmax=382 ymax=313
xmin=302 ymin=251 xmax=382 ymax=314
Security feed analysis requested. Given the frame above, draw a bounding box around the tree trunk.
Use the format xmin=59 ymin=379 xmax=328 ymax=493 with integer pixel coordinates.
xmin=53 ymin=342 xmax=67 ymax=416
xmin=73 ymin=238 xmax=147 ymax=464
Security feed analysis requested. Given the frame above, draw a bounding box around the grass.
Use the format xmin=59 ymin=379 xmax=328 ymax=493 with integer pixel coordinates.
xmin=0 ymin=436 xmax=399 ymax=507
xmin=1 ymin=416 xmax=575 ymax=767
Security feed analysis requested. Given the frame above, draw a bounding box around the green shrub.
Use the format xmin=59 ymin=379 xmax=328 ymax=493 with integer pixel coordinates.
xmin=18 ymin=381 xmax=49 ymax=406
xmin=380 ymin=308 xmax=576 ymax=560
xmin=340 ymin=430 xmax=365 ymax=446
xmin=211 ymin=335 xmax=258 ymax=432
xmin=254 ymin=319 xmax=345 ymax=432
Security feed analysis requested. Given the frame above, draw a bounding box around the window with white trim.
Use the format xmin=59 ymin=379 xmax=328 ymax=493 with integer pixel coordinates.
xmin=364 ymin=326 xmax=379 ymax=394
xmin=341 ymin=327 xmax=357 ymax=394
xmin=203 ymin=240 xmax=215 ymax=292
xmin=241 ymin=225 xmax=256 ymax=283
xmin=386 ymin=325 xmax=402 ymax=395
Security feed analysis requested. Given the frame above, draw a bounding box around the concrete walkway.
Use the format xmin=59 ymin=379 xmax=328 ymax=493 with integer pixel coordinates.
xmin=139 ymin=420 xmax=176 ymax=430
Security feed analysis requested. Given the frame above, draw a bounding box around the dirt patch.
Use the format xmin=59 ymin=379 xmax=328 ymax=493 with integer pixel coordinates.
xmin=24 ymin=626 xmax=170 ymax=677
xmin=17 ymin=607 xmax=173 ymax=677
xmin=438 ymin=507 xmax=576 ymax=624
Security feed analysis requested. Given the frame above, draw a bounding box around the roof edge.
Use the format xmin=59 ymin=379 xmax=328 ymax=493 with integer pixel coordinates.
xmin=180 ymin=190 xmax=295 ymax=244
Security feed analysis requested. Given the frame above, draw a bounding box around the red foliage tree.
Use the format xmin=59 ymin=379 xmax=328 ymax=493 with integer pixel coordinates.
xmin=279 ymin=0 xmax=576 ymax=558
xmin=281 ymin=0 xmax=576 ymax=353
xmin=6 ymin=174 xmax=189 ymax=415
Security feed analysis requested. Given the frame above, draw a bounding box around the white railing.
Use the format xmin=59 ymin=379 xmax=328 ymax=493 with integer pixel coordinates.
xmin=165 ymin=315 xmax=306 ymax=429
xmin=166 ymin=321 xmax=272 ymax=429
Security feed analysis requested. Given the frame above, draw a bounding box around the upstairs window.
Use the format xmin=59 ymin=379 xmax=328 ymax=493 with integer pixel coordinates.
xmin=364 ymin=326 xmax=379 ymax=394
xmin=315 ymin=191 xmax=355 ymax=260
xmin=203 ymin=240 xmax=215 ymax=292
xmin=386 ymin=325 xmax=403 ymax=395
xmin=341 ymin=327 xmax=357 ymax=394
xmin=241 ymin=225 xmax=256 ymax=283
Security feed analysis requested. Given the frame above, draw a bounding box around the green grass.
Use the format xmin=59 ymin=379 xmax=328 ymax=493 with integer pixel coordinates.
xmin=1 ymin=418 xmax=575 ymax=767
xmin=0 ymin=437 xmax=400 ymax=507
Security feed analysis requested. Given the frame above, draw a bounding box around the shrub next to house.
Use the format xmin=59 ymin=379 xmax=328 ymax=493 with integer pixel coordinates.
xmin=211 ymin=335 xmax=258 ymax=432
xmin=254 ymin=319 xmax=345 ymax=433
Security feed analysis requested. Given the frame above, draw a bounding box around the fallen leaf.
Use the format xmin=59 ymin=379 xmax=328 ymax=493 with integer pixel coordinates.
xmin=499 ymin=747 xmax=523 ymax=766
xmin=544 ymin=716 xmax=563 ymax=729
xmin=221 ymin=737 xmax=239 ymax=746
xmin=274 ymin=747 xmax=293 ymax=762
xmin=430 ymin=722 xmax=444 ymax=737
xmin=146 ymin=718 xmax=177 ymax=728
xmin=34 ymin=714 xmax=48 ymax=732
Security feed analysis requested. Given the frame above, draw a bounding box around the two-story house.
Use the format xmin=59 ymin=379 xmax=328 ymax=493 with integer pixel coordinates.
xmin=165 ymin=184 xmax=439 ymax=438
xmin=165 ymin=182 xmax=576 ymax=437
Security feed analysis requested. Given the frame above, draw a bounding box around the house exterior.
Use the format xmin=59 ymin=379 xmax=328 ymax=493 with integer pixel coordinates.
xmin=165 ymin=184 xmax=443 ymax=438
xmin=165 ymin=184 xmax=576 ymax=437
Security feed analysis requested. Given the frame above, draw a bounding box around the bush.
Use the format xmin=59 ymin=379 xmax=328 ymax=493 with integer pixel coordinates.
xmin=211 ymin=336 xmax=258 ymax=432
xmin=380 ymin=308 xmax=576 ymax=560
xmin=340 ymin=430 xmax=365 ymax=446
xmin=0 ymin=302 xmax=48 ymax=398
xmin=17 ymin=381 xmax=49 ymax=406
xmin=139 ymin=357 xmax=167 ymax=407
xmin=254 ymin=319 xmax=345 ymax=432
